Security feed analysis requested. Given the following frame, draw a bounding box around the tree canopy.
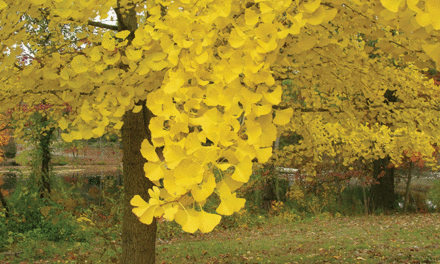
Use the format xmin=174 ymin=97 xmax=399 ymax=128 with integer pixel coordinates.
xmin=2 ymin=0 xmax=440 ymax=261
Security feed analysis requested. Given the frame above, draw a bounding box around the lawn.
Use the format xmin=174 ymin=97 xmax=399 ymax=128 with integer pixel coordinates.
xmin=155 ymin=213 xmax=440 ymax=264
xmin=3 ymin=213 xmax=438 ymax=263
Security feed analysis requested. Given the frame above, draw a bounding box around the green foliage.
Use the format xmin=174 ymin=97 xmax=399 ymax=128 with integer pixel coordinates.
xmin=14 ymin=148 xmax=33 ymax=166
xmin=283 ymin=181 xmax=371 ymax=218
xmin=0 ymin=173 xmax=92 ymax=249
xmin=427 ymin=180 xmax=440 ymax=211
xmin=3 ymin=137 xmax=16 ymax=159
xmin=237 ymin=166 xmax=290 ymax=214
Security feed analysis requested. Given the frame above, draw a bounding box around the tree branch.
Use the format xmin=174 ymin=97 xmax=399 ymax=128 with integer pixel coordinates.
xmin=87 ymin=21 xmax=118 ymax=31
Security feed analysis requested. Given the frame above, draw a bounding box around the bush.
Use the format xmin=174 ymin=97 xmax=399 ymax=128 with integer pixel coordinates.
xmin=0 ymin=175 xmax=92 ymax=247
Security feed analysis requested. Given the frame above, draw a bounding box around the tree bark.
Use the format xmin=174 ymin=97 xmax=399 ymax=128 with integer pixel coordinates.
xmin=0 ymin=188 xmax=9 ymax=218
xmin=403 ymin=162 xmax=413 ymax=213
xmin=121 ymin=103 xmax=157 ymax=264
xmin=38 ymin=115 xmax=54 ymax=199
xmin=117 ymin=3 xmax=156 ymax=262
xmin=371 ymin=156 xmax=396 ymax=211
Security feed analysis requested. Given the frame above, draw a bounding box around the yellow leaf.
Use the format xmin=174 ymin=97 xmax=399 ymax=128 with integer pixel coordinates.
xmin=174 ymin=159 xmax=204 ymax=186
xmin=163 ymin=145 xmax=187 ymax=169
xmin=71 ymin=55 xmax=89 ymax=74
xmin=254 ymin=146 xmax=272 ymax=163
xmin=231 ymin=156 xmax=252 ymax=182
xmin=163 ymin=204 xmax=179 ymax=221
xmin=103 ymin=52 xmax=120 ymax=65
xmin=246 ymin=120 xmax=262 ymax=145
xmin=81 ymin=101 xmax=93 ymax=122
xmin=307 ymin=5 xmax=325 ymax=25
xmin=223 ymin=175 xmax=244 ymax=192
xmin=141 ymin=139 xmax=159 ymax=162
xmin=116 ymin=30 xmax=131 ymax=39
xmin=132 ymin=105 xmax=142 ymax=113
xmin=90 ymin=47 xmax=102 ymax=62
xmin=245 ymin=9 xmax=259 ymax=26
xmin=229 ymin=28 xmax=245 ymax=48
xmin=61 ymin=133 xmax=74 ymax=142
xmin=149 ymin=116 xmax=168 ymax=138
xmin=149 ymin=60 xmax=169 ymax=71
xmin=185 ymin=132 xmax=203 ymax=154
xmin=126 ymin=47 xmax=143 ymax=61
xmin=132 ymin=196 xmax=157 ymax=225
xmin=175 ymin=209 xmax=199 ymax=233
xmin=303 ymin=0 xmax=321 ymax=13
xmin=415 ymin=12 xmax=431 ymax=27
xmin=148 ymin=186 xmax=161 ymax=200
xmin=427 ymin=0 xmax=440 ymax=29
xmin=163 ymin=73 xmax=185 ymax=94
xmin=82 ymin=129 xmax=94 ymax=139
xmin=422 ymin=43 xmax=440 ymax=66
xmin=380 ymin=0 xmax=403 ymax=12
xmin=144 ymin=162 xmax=165 ymax=181
xmin=58 ymin=117 xmax=69 ymax=130
xmin=216 ymin=192 xmax=246 ymax=215
xmin=259 ymin=3 xmax=273 ymax=14
xmin=274 ymin=108 xmax=293 ymax=126
xmin=192 ymin=173 xmax=216 ymax=202
xmin=0 ymin=1 xmax=7 ymax=10
xmin=102 ymin=31 xmax=115 ymax=51
xmin=253 ymin=103 xmax=272 ymax=116
xmin=195 ymin=51 xmax=209 ymax=64
xmin=324 ymin=8 xmax=338 ymax=22
xmin=199 ymin=211 xmax=221 ymax=233
xmin=92 ymin=125 xmax=105 ymax=137
xmin=263 ymin=86 xmax=282 ymax=105
xmin=114 ymin=121 xmax=124 ymax=130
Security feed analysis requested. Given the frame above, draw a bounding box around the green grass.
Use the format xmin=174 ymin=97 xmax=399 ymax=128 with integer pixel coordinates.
xmin=1 ymin=213 xmax=440 ymax=263
xmin=155 ymin=213 xmax=440 ymax=263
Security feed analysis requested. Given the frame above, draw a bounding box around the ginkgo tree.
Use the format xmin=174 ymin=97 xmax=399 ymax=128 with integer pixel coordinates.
xmin=2 ymin=0 xmax=440 ymax=263
xmin=271 ymin=1 xmax=440 ymax=210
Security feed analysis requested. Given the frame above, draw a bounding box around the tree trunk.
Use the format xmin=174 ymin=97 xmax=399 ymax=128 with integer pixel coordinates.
xmin=0 ymin=188 xmax=9 ymax=218
xmin=40 ymin=128 xmax=54 ymax=198
xmin=403 ymin=162 xmax=413 ymax=213
xmin=121 ymin=103 xmax=157 ymax=264
xmin=39 ymin=116 xmax=54 ymax=199
xmin=371 ymin=156 xmax=396 ymax=211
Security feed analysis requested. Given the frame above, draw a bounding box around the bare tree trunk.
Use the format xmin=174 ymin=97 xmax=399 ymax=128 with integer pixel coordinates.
xmin=371 ymin=156 xmax=396 ymax=212
xmin=121 ymin=103 xmax=157 ymax=264
xmin=403 ymin=162 xmax=413 ymax=213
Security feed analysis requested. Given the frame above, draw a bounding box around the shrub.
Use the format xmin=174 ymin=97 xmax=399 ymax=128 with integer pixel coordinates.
xmin=0 ymin=175 xmax=92 ymax=246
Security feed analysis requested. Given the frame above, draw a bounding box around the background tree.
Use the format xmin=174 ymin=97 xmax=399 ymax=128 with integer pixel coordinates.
xmin=0 ymin=114 xmax=11 ymax=218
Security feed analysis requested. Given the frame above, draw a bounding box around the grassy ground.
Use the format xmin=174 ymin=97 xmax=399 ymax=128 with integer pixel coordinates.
xmin=2 ymin=213 xmax=439 ymax=263
xmin=155 ymin=214 xmax=440 ymax=264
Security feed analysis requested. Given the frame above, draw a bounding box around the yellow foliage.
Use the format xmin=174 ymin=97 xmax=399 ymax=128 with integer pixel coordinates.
xmin=2 ymin=0 xmax=440 ymax=235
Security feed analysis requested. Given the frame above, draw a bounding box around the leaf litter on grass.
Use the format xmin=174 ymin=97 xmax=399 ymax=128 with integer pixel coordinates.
xmin=156 ymin=213 xmax=440 ymax=264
